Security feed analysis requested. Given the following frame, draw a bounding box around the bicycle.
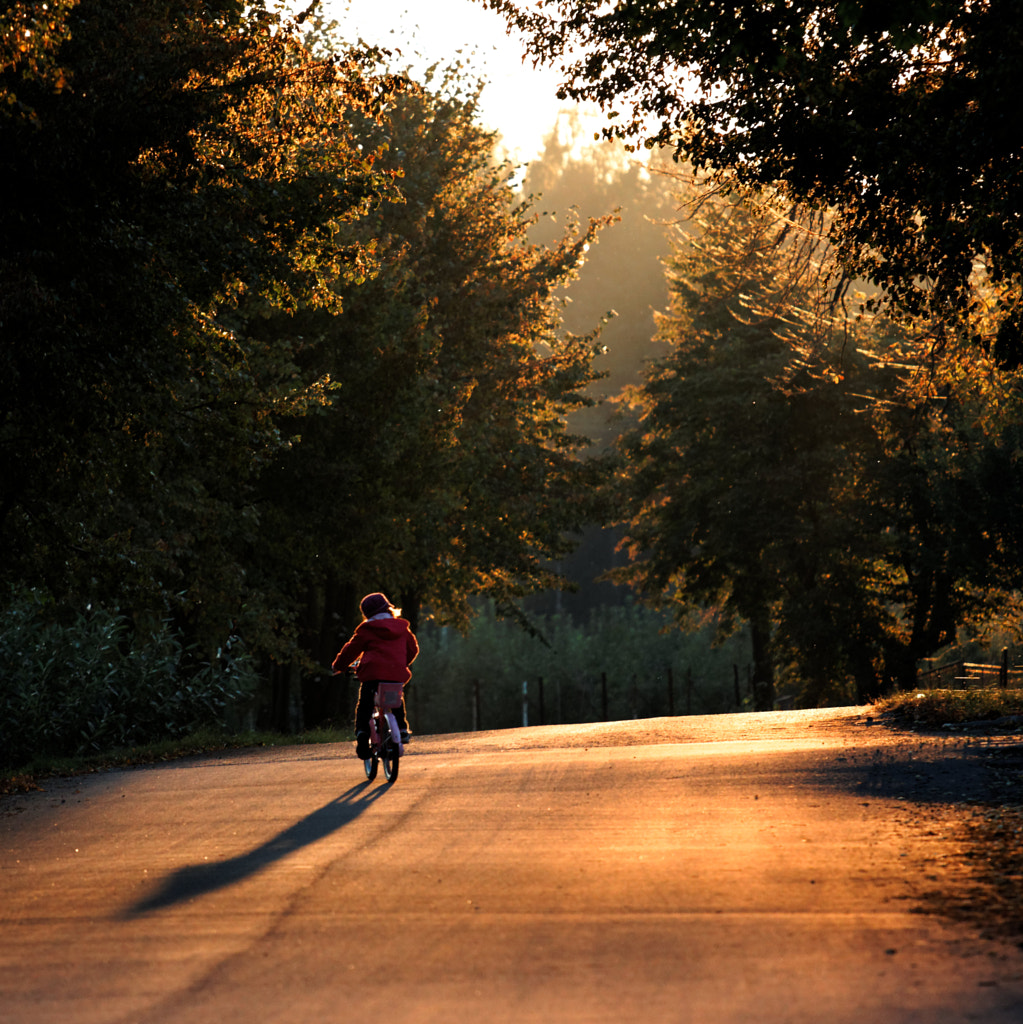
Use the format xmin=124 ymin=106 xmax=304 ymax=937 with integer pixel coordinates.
xmin=363 ymin=680 xmax=405 ymax=783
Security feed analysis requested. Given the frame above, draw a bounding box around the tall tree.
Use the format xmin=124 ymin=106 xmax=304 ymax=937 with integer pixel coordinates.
xmin=1 ymin=1 xmax=399 ymax=648
xmin=614 ymin=185 xmax=856 ymax=709
xmin=518 ymin=119 xmax=679 ymax=617
xmin=485 ymin=0 xmax=1023 ymax=366
xmin=255 ymin=60 xmax=612 ymax=724
xmin=523 ymin=116 xmax=676 ymax=442
xmin=617 ymin=178 xmax=1023 ymax=705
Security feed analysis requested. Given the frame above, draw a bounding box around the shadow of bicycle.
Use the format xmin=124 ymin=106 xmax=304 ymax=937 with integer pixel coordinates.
xmin=122 ymin=782 xmax=389 ymax=918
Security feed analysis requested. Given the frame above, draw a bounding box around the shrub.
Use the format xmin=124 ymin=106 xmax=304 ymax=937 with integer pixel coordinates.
xmin=878 ymin=688 xmax=1023 ymax=729
xmin=0 ymin=590 xmax=257 ymax=769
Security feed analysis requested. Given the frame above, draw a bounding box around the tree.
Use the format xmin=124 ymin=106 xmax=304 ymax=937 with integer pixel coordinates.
xmin=1 ymin=1 xmax=400 ymax=650
xmin=253 ymin=60 xmax=613 ymax=725
xmin=514 ymin=119 xmax=681 ymax=618
xmin=485 ymin=0 xmax=1023 ymax=366
xmin=614 ymin=184 xmax=860 ymax=709
xmin=523 ymin=116 xmax=676 ymax=442
xmin=617 ymin=175 xmax=1023 ymax=706
xmin=854 ymin=332 xmax=1023 ymax=691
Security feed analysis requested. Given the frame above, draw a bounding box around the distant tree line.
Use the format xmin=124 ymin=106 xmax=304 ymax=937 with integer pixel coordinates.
xmin=407 ymin=601 xmax=751 ymax=736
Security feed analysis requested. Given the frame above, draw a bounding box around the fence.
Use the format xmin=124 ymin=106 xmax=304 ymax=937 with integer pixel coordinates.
xmin=916 ymin=649 xmax=1023 ymax=691
xmin=437 ymin=665 xmax=748 ymax=735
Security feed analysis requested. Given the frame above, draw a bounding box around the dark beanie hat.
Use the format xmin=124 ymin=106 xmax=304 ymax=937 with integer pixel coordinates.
xmin=360 ymin=592 xmax=391 ymax=618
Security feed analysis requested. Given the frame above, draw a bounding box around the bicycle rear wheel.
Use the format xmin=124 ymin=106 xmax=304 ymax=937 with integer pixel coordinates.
xmin=364 ymin=754 xmax=378 ymax=781
xmin=382 ymin=741 xmax=400 ymax=782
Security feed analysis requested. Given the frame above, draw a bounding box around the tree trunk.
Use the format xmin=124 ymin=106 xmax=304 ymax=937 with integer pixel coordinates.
xmin=749 ymin=612 xmax=775 ymax=711
xmin=851 ymin=649 xmax=884 ymax=703
xmin=400 ymin=590 xmax=421 ymax=632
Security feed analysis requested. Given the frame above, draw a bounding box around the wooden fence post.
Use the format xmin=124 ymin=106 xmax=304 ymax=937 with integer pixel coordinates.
xmin=1001 ymin=648 xmax=1009 ymax=689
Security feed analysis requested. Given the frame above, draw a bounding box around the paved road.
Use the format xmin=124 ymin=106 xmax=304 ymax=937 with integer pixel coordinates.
xmin=3 ymin=708 xmax=1022 ymax=1023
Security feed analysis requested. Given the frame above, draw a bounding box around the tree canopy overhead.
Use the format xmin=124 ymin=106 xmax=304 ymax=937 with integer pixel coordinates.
xmin=485 ymin=0 xmax=1023 ymax=366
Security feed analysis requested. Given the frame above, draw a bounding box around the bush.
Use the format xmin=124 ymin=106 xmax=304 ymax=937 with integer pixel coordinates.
xmin=0 ymin=590 xmax=257 ymax=769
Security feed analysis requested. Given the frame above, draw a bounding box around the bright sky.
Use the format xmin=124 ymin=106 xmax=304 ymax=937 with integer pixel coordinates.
xmin=320 ymin=0 xmax=597 ymax=162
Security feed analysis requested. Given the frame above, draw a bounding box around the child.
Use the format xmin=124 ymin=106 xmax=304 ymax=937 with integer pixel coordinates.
xmin=332 ymin=592 xmax=419 ymax=759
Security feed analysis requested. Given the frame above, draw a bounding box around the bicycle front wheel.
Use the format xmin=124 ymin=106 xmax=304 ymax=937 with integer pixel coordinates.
xmin=364 ymin=754 xmax=379 ymax=781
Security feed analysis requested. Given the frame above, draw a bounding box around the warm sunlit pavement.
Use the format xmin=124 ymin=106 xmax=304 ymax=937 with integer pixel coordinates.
xmin=3 ymin=707 xmax=1022 ymax=1024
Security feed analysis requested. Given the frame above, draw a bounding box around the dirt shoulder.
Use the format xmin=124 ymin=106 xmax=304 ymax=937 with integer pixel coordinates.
xmin=872 ymin=714 xmax=1023 ymax=950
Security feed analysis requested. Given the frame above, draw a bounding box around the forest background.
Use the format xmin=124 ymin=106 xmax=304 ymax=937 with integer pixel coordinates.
xmin=3 ymin=0 xmax=1022 ymax=768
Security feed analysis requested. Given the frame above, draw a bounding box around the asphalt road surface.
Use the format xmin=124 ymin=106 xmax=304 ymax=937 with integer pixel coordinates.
xmin=3 ymin=707 xmax=1022 ymax=1023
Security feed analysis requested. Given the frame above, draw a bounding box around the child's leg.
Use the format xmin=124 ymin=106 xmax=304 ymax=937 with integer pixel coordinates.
xmin=394 ymin=686 xmax=410 ymax=738
xmin=354 ymin=680 xmax=377 ymax=753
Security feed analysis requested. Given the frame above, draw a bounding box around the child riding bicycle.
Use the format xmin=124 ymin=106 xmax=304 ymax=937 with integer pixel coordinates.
xmin=332 ymin=592 xmax=419 ymax=759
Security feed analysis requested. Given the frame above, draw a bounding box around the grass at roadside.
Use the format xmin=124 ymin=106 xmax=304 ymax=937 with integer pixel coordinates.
xmin=875 ymin=687 xmax=1023 ymax=729
xmin=1 ymin=725 xmax=353 ymax=797
xmin=877 ymin=688 xmax=1023 ymax=948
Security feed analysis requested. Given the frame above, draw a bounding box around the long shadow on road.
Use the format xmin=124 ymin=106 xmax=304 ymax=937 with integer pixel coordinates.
xmin=122 ymin=782 xmax=389 ymax=918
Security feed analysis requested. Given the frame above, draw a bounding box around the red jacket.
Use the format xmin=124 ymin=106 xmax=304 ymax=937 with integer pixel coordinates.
xmin=332 ymin=615 xmax=419 ymax=683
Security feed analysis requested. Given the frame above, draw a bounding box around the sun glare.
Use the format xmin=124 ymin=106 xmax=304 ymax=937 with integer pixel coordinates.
xmin=317 ymin=0 xmax=600 ymax=162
